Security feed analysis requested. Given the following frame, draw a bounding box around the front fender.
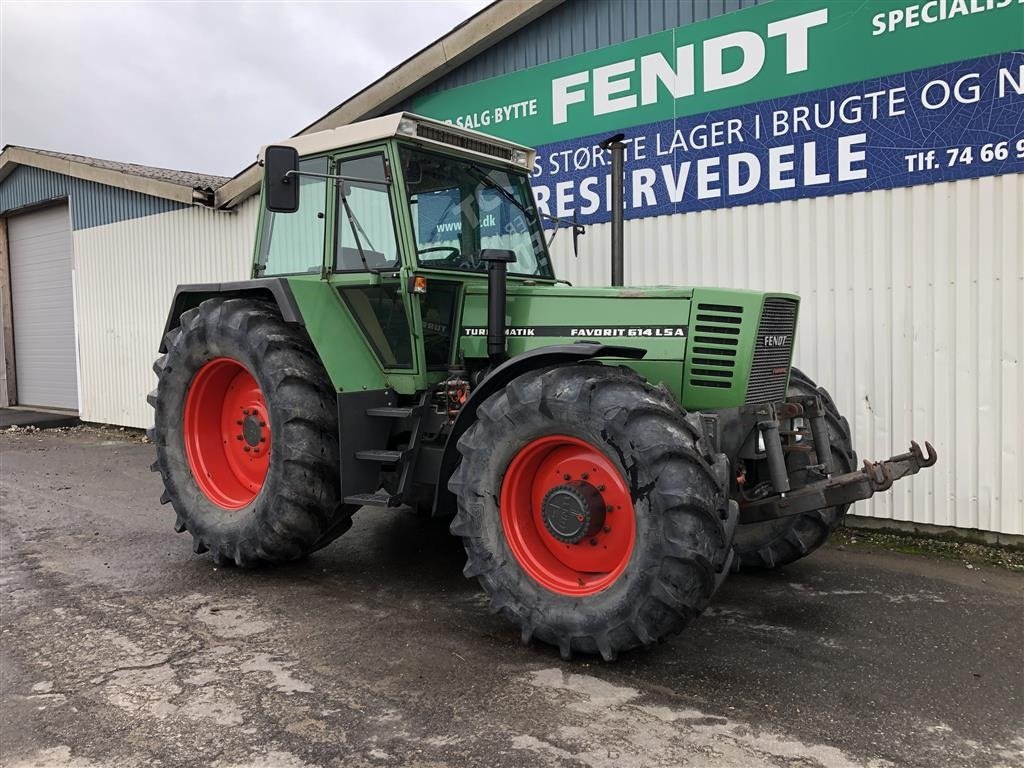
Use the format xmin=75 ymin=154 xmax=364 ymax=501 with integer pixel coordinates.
xmin=433 ymin=343 xmax=646 ymax=517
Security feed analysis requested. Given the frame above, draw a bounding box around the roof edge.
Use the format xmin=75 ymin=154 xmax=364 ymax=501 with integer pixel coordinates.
xmin=0 ymin=146 xmax=201 ymax=206
xmin=215 ymin=0 xmax=563 ymax=209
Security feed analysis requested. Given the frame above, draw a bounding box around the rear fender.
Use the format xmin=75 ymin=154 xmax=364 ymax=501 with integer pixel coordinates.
xmin=433 ymin=343 xmax=646 ymax=517
xmin=159 ymin=279 xmax=301 ymax=351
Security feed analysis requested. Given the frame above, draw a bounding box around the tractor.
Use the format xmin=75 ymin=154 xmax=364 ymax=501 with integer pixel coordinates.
xmin=149 ymin=113 xmax=936 ymax=660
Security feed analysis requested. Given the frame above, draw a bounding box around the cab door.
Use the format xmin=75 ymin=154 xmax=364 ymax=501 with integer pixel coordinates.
xmin=329 ymin=146 xmax=422 ymax=389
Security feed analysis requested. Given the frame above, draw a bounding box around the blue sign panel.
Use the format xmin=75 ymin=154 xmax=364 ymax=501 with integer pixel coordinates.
xmin=529 ymin=53 xmax=1024 ymax=225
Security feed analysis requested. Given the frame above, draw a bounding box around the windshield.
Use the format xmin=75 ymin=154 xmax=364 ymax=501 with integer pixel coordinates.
xmin=399 ymin=144 xmax=553 ymax=279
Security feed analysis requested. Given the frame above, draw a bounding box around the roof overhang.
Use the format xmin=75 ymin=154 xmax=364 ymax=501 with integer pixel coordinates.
xmin=215 ymin=0 xmax=563 ymax=209
xmin=0 ymin=146 xmax=206 ymax=205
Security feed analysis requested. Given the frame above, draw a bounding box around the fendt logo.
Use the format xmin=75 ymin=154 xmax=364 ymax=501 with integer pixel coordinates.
xmin=762 ymin=334 xmax=790 ymax=348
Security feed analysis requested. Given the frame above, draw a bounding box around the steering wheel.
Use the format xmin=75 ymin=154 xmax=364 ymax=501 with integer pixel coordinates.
xmin=418 ymin=245 xmax=481 ymax=270
xmin=417 ymin=246 xmax=461 ymax=262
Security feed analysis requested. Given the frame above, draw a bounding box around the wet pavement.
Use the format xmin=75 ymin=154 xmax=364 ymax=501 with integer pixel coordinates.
xmin=1 ymin=428 xmax=1021 ymax=768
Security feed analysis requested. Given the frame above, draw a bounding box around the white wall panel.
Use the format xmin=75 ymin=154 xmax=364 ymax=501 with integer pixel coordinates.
xmin=549 ymin=175 xmax=1023 ymax=536
xmin=72 ymin=199 xmax=259 ymax=429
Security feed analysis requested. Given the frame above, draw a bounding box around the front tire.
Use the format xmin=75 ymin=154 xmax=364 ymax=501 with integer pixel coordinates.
xmin=449 ymin=365 xmax=737 ymax=660
xmin=732 ymin=367 xmax=857 ymax=569
xmin=148 ymin=297 xmax=354 ymax=565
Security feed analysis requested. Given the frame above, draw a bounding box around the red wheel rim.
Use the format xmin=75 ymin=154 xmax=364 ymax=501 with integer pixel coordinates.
xmin=500 ymin=435 xmax=636 ymax=596
xmin=183 ymin=357 xmax=271 ymax=510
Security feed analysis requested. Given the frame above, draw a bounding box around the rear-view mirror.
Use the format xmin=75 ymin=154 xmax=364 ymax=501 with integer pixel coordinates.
xmin=264 ymin=145 xmax=299 ymax=213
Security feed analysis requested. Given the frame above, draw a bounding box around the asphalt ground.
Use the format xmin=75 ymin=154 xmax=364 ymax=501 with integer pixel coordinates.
xmin=1 ymin=427 xmax=1022 ymax=768
xmin=0 ymin=409 xmax=80 ymax=430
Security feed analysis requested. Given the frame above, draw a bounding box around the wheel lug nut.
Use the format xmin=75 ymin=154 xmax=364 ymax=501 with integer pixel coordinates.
xmin=563 ymin=474 xmax=571 ymax=481
xmin=582 ymin=472 xmax=589 ymax=480
xmin=259 ymin=421 xmax=266 ymax=427
xmin=243 ymin=446 xmax=250 ymax=452
xmin=589 ymin=538 xmax=598 ymax=546
xmin=597 ymin=484 xmax=605 ymax=492
xmin=236 ymin=420 xmax=243 ymax=425
xmin=260 ymin=437 xmax=266 ymax=443
xmin=603 ymin=526 xmax=611 ymax=533
xmin=236 ymin=435 xmax=243 ymax=441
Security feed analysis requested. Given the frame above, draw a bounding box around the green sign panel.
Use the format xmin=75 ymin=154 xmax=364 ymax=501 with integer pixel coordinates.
xmin=411 ymin=0 xmax=1024 ymax=147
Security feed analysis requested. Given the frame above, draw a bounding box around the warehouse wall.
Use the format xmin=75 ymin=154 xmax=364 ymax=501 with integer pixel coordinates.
xmin=71 ymin=198 xmax=258 ymax=428
xmin=0 ymin=164 xmax=188 ymax=229
xmin=547 ymin=173 xmax=1024 ymax=536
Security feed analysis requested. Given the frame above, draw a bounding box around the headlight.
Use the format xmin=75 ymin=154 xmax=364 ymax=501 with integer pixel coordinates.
xmin=397 ymin=118 xmax=418 ymax=137
xmin=510 ymin=149 xmax=529 ymax=168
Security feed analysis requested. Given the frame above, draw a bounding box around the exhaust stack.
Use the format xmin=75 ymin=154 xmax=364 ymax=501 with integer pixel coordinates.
xmin=599 ymin=133 xmax=626 ymax=287
xmin=480 ymin=249 xmax=516 ymax=364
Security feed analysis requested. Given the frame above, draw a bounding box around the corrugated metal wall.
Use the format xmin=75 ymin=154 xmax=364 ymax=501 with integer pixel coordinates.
xmin=0 ymin=164 xmax=188 ymax=230
xmin=546 ymin=174 xmax=1024 ymax=535
xmin=71 ymin=199 xmax=258 ymax=428
xmin=402 ymin=0 xmax=763 ymax=106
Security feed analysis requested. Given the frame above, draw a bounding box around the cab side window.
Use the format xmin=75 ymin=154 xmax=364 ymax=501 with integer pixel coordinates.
xmin=257 ymin=156 xmax=328 ymax=276
xmin=335 ymin=153 xmax=400 ymax=272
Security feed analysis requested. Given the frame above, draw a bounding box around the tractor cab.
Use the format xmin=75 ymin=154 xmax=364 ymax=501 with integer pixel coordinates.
xmin=256 ymin=113 xmax=557 ymax=389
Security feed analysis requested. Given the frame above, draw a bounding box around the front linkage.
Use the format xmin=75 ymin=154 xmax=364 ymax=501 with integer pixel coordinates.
xmin=732 ymin=395 xmax=938 ymax=526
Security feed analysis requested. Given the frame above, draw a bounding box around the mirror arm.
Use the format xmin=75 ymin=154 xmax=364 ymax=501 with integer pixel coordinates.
xmin=541 ymin=211 xmax=587 ymax=257
xmin=284 ymin=169 xmax=391 ymax=187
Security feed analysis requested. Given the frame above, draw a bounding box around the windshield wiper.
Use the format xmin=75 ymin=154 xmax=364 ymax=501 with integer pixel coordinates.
xmin=339 ymin=185 xmax=394 ymax=274
xmin=465 ymin=164 xmax=535 ymax=222
xmin=339 ymin=190 xmax=371 ymax=272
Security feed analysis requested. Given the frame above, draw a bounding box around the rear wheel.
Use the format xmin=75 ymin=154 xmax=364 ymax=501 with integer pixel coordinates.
xmin=733 ymin=367 xmax=857 ymax=569
xmin=449 ymin=365 xmax=737 ymax=660
xmin=148 ymin=297 xmax=354 ymax=565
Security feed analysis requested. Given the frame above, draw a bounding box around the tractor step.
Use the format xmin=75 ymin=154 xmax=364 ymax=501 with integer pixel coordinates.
xmin=355 ymin=449 xmax=406 ymax=464
xmin=365 ymin=406 xmax=415 ymax=419
xmin=344 ymin=492 xmax=401 ymax=508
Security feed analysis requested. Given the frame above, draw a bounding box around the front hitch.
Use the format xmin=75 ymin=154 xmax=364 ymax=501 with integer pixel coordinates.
xmin=738 ymin=441 xmax=937 ymax=524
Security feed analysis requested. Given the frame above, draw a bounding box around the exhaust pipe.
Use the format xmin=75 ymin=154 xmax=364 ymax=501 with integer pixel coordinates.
xmin=480 ymin=249 xmax=516 ymax=364
xmin=599 ymin=133 xmax=626 ymax=287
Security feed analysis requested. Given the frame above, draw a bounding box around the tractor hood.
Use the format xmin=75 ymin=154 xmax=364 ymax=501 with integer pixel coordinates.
xmin=458 ymin=283 xmax=799 ymax=410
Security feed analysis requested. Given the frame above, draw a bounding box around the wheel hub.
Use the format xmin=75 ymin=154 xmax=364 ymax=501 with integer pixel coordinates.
xmin=242 ymin=412 xmax=264 ymax=447
xmin=541 ymin=481 xmax=605 ymax=544
xmin=499 ymin=434 xmax=636 ymax=596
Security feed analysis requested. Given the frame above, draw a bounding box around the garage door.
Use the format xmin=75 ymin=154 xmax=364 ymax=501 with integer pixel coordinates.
xmin=8 ymin=205 xmax=79 ymax=410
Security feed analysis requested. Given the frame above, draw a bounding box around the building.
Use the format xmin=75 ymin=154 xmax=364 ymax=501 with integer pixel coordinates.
xmin=0 ymin=148 xmax=257 ymax=426
xmin=1 ymin=0 xmax=1021 ymax=537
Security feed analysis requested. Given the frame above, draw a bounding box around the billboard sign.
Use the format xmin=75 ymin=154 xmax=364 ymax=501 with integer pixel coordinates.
xmin=411 ymin=0 xmax=1024 ymax=224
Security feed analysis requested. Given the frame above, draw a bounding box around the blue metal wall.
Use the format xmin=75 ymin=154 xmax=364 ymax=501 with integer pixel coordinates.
xmin=0 ymin=164 xmax=187 ymax=230
xmin=404 ymin=0 xmax=764 ymax=103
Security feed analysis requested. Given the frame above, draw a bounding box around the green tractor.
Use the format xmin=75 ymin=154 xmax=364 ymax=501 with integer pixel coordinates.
xmin=149 ymin=113 xmax=936 ymax=660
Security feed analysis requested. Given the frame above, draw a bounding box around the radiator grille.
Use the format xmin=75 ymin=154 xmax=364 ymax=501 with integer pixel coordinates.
xmin=418 ymin=125 xmax=516 ymax=164
xmin=687 ymin=303 xmax=742 ymax=390
xmin=745 ymin=298 xmax=798 ymax=404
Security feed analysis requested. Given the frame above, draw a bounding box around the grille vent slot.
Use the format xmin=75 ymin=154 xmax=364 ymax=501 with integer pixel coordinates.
xmin=418 ymin=125 xmax=516 ymax=164
xmin=745 ymin=298 xmax=798 ymax=404
xmin=688 ymin=303 xmax=742 ymax=389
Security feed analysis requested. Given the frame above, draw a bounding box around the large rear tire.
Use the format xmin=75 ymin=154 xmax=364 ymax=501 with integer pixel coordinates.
xmin=733 ymin=367 xmax=857 ymax=569
xmin=148 ymin=297 xmax=354 ymax=565
xmin=449 ymin=365 xmax=737 ymax=660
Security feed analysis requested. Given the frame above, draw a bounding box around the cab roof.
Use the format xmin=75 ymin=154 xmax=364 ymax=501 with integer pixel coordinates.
xmin=260 ymin=112 xmax=536 ymax=174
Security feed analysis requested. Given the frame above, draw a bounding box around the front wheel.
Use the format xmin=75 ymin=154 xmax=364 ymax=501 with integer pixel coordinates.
xmin=148 ymin=297 xmax=355 ymax=565
xmin=449 ymin=365 xmax=737 ymax=660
